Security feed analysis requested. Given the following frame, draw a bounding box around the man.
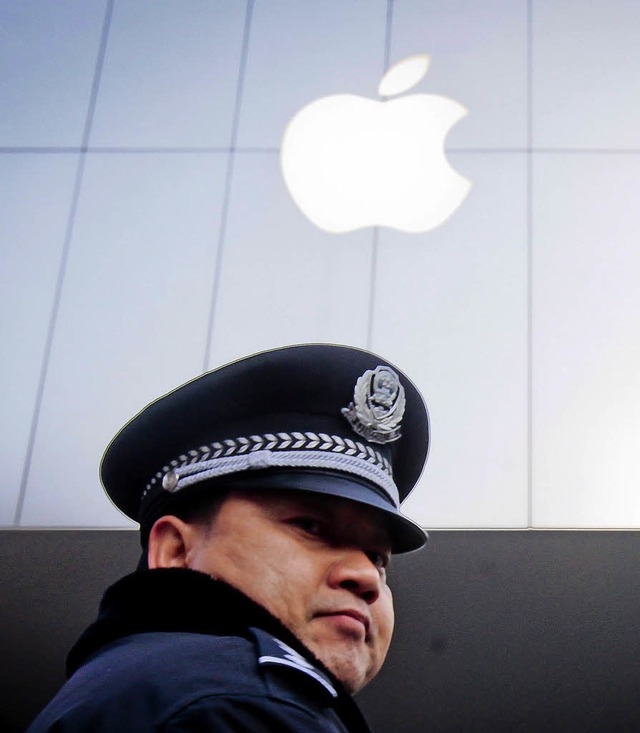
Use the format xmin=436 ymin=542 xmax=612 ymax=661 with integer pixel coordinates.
xmin=28 ymin=343 xmax=430 ymax=732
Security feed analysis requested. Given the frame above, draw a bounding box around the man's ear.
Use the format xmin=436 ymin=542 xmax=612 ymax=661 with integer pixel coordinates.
xmin=147 ymin=515 xmax=202 ymax=569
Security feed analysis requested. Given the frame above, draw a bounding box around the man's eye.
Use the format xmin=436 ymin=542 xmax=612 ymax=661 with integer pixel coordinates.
xmin=289 ymin=517 xmax=323 ymax=535
xmin=367 ymin=551 xmax=390 ymax=573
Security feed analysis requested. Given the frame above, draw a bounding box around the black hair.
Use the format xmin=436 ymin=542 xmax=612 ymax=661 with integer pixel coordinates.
xmin=171 ymin=488 xmax=230 ymax=528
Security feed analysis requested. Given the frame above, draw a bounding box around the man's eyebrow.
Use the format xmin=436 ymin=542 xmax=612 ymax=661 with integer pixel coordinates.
xmin=270 ymin=498 xmax=329 ymax=518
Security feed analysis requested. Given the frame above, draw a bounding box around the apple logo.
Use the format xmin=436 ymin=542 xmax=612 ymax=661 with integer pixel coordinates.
xmin=280 ymin=54 xmax=471 ymax=234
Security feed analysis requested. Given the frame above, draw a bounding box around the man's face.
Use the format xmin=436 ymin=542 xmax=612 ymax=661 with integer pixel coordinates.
xmin=187 ymin=490 xmax=395 ymax=694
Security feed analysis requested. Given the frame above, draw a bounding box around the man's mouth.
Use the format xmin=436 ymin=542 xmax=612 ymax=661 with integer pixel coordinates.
xmin=316 ymin=609 xmax=370 ymax=635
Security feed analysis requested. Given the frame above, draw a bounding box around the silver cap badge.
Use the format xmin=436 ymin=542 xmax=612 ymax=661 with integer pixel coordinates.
xmin=342 ymin=366 xmax=406 ymax=444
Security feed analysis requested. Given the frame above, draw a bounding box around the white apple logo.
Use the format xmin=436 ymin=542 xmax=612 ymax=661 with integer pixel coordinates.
xmin=280 ymin=54 xmax=471 ymax=234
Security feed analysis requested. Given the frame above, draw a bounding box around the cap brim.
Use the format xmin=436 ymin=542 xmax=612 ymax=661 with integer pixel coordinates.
xmin=216 ymin=469 xmax=428 ymax=554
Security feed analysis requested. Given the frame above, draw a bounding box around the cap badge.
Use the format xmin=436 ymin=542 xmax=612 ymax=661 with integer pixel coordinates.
xmin=342 ymin=366 xmax=405 ymax=444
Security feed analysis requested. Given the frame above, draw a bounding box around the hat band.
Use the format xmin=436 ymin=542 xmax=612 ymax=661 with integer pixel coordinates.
xmin=143 ymin=431 xmax=399 ymax=508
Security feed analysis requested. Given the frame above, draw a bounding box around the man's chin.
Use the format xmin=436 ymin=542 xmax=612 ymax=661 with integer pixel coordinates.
xmin=310 ymin=643 xmax=374 ymax=694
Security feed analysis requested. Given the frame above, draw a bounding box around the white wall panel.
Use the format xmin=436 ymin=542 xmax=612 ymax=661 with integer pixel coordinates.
xmin=532 ymin=155 xmax=640 ymax=527
xmin=533 ymin=1 xmax=640 ymax=148
xmin=90 ymin=0 xmax=246 ymax=148
xmin=374 ymin=154 xmax=528 ymax=528
xmin=237 ymin=0 xmax=387 ymax=148
xmin=0 ymin=0 xmax=106 ymax=146
xmin=0 ymin=154 xmax=78 ymax=524
xmin=20 ymin=153 xmax=228 ymax=526
xmin=5 ymin=2 xmax=640 ymax=531
xmin=208 ymin=153 xmax=372 ymax=367
xmin=391 ymin=0 xmax=528 ymax=148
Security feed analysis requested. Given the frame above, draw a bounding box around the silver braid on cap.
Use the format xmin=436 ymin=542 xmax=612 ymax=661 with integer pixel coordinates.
xmin=143 ymin=431 xmax=399 ymax=508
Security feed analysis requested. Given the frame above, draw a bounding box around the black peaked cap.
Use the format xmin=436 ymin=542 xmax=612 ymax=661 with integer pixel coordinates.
xmin=100 ymin=343 xmax=430 ymax=552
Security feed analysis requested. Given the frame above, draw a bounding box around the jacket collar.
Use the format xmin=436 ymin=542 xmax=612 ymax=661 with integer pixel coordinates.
xmin=67 ymin=567 xmax=373 ymax=732
xmin=68 ymin=567 xmax=323 ymax=676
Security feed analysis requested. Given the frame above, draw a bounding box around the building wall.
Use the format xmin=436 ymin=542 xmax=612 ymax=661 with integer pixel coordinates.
xmin=2 ymin=0 xmax=640 ymax=530
xmin=3 ymin=528 xmax=640 ymax=732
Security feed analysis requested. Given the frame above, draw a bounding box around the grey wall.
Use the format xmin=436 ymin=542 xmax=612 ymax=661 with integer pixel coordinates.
xmin=3 ymin=529 xmax=640 ymax=732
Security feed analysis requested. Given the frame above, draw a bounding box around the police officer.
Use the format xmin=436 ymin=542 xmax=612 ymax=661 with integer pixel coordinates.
xmin=28 ymin=343 xmax=430 ymax=732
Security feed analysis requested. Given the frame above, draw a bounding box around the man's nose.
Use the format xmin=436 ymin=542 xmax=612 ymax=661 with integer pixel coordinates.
xmin=327 ymin=550 xmax=382 ymax=604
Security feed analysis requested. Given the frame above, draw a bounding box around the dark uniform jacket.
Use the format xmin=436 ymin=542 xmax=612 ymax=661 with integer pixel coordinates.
xmin=27 ymin=568 xmax=373 ymax=732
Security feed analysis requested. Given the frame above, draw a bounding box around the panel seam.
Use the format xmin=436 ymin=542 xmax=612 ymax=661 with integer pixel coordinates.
xmin=13 ymin=0 xmax=115 ymax=524
xmin=203 ymin=0 xmax=255 ymax=371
